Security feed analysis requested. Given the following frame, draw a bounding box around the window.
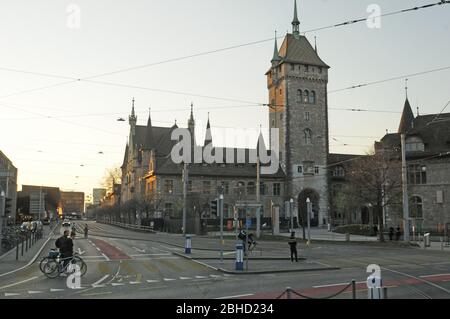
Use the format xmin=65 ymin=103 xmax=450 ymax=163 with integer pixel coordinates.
xmin=410 ymin=196 xmax=423 ymax=219
xmin=273 ymin=183 xmax=281 ymax=196
xmin=272 ymin=119 xmax=275 ymax=127
xmin=303 ymin=90 xmax=309 ymax=103
xmin=271 ymin=99 xmax=275 ymax=108
xmin=235 ymin=181 xmax=245 ymax=196
xmin=202 ymin=181 xmax=211 ymax=194
xmin=247 ymin=182 xmax=256 ymax=195
xmin=305 ymin=112 xmax=310 ymax=122
xmin=408 ymin=165 xmax=427 ymax=185
xmin=309 ymin=91 xmax=316 ymax=104
xmin=406 ymin=137 xmax=425 ymax=152
xmin=291 ymin=64 xmax=295 ymax=71
xmin=319 ymin=67 xmax=323 ymax=74
xmin=297 ymin=165 xmax=303 ymax=174
xmin=304 ymin=129 xmax=312 ymax=145
xmin=314 ymin=166 xmax=320 ymax=174
xmin=279 ymin=89 xmax=283 ymax=96
xmin=221 ymin=182 xmax=229 ymax=195
xmin=333 ymin=166 xmax=345 ymax=177
xmin=260 ymin=182 xmax=267 ymax=196
xmin=164 ymin=180 xmax=174 ymax=194
xmin=303 ymin=161 xmax=315 ymax=175
xmin=305 ymin=65 xmax=309 ymax=72
xmin=296 ymin=90 xmax=303 ymax=103
xmin=187 ymin=180 xmax=193 ymax=192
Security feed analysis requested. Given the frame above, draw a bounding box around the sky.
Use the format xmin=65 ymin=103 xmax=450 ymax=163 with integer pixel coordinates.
xmin=0 ymin=0 xmax=449 ymax=199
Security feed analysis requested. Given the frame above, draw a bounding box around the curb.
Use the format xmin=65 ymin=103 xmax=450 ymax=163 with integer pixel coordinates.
xmin=0 ymin=224 xmax=58 ymax=278
xmin=172 ymin=251 xmax=339 ymax=275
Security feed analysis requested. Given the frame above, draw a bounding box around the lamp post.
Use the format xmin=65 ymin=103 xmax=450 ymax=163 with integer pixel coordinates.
xmin=290 ymin=198 xmax=294 ymax=233
xmin=306 ymin=198 xmax=312 ymax=244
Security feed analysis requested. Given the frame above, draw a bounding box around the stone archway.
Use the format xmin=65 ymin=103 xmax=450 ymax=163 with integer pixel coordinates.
xmin=298 ymin=189 xmax=320 ymax=227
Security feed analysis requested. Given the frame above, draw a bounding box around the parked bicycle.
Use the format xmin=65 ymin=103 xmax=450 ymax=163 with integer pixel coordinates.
xmin=41 ymin=251 xmax=87 ymax=279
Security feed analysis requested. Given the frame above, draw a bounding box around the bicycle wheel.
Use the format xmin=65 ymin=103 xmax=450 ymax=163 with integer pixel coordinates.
xmin=71 ymin=256 xmax=87 ymax=277
xmin=42 ymin=260 xmax=60 ymax=279
xmin=39 ymin=257 xmax=51 ymax=273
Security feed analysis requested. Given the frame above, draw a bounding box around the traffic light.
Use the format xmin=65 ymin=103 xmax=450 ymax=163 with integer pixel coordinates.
xmin=210 ymin=199 xmax=218 ymax=216
xmin=4 ymin=197 xmax=12 ymax=216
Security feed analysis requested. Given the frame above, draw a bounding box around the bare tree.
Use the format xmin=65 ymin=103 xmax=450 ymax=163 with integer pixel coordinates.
xmin=101 ymin=166 xmax=122 ymax=194
xmin=345 ymin=151 xmax=402 ymax=242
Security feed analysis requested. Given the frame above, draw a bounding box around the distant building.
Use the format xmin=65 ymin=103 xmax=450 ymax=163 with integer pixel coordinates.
xmin=93 ymin=188 xmax=106 ymax=206
xmin=17 ymin=185 xmax=61 ymax=220
xmin=61 ymin=191 xmax=85 ymax=215
xmin=0 ymin=150 xmax=18 ymax=228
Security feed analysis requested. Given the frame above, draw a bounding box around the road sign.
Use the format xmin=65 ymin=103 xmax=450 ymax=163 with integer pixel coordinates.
xmin=246 ymin=218 xmax=252 ymax=228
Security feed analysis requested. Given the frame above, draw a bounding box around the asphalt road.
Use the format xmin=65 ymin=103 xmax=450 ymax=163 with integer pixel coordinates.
xmin=1 ymin=221 xmax=450 ymax=299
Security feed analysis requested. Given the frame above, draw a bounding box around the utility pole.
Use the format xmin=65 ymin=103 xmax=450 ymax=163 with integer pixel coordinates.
xmin=401 ymin=133 xmax=410 ymax=242
xmin=290 ymin=198 xmax=294 ymax=233
xmin=182 ymin=162 xmax=188 ymax=236
xmin=306 ymin=198 xmax=312 ymax=244
xmin=256 ymin=155 xmax=261 ymax=239
xmin=219 ymin=190 xmax=224 ymax=263
xmin=39 ymin=186 xmax=42 ymax=221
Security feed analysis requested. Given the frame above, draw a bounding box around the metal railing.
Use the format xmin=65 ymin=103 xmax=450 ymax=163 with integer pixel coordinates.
xmin=99 ymin=220 xmax=155 ymax=232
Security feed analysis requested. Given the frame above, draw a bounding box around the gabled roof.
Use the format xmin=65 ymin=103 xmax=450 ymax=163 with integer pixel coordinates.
xmin=278 ymin=33 xmax=329 ymax=68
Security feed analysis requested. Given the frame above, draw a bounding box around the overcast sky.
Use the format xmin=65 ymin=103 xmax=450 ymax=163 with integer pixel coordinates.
xmin=0 ymin=0 xmax=449 ymax=198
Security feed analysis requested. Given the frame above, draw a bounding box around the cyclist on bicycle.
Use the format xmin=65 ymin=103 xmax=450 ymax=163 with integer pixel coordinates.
xmin=238 ymin=230 xmax=257 ymax=251
xmin=55 ymin=230 xmax=73 ymax=272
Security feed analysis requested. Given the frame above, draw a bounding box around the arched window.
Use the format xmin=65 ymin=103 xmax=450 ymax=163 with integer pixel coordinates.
xmin=410 ymin=196 xmax=423 ymax=219
xmin=296 ymin=90 xmax=303 ymax=103
xmin=304 ymin=129 xmax=312 ymax=145
xmin=235 ymin=181 xmax=245 ymax=196
xmin=303 ymin=90 xmax=309 ymax=104
xmin=333 ymin=166 xmax=345 ymax=177
xmin=309 ymin=91 xmax=316 ymax=104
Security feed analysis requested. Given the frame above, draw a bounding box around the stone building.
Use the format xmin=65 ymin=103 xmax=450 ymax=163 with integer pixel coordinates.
xmin=0 ymin=150 xmax=17 ymax=228
xmin=375 ymin=98 xmax=450 ymax=232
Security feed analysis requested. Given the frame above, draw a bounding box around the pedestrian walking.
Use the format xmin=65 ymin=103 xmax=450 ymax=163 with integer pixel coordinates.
xmin=396 ymin=226 xmax=402 ymax=241
xmin=288 ymin=232 xmax=298 ymax=262
xmin=84 ymin=224 xmax=89 ymax=239
xmin=389 ymin=227 xmax=394 ymax=241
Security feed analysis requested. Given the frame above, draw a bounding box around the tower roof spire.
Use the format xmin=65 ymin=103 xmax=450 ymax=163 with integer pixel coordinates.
xmin=292 ymin=0 xmax=300 ymax=37
xmin=271 ymin=31 xmax=281 ymax=63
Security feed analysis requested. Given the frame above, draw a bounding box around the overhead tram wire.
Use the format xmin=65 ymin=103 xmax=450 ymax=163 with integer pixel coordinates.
xmin=0 ymin=1 xmax=447 ymax=101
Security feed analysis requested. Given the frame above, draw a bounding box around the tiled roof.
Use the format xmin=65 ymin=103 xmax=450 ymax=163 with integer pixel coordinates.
xmin=278 ymin=34 xmax=329 ymax=68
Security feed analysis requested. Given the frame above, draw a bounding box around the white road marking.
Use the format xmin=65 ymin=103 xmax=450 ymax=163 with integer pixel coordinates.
xmin=111 ymin=283 xmax=125 ymax=287
xmin=210 ymin=275 xmax=222 ymax=278
xmin=96 ymin=247 xmax=101 ymax=251
xmin=313 ymin=282 xmax=350 ymax=288
xmin=132 ymin=247 xmax=146 ymax=253
xmin=383 ymin=267 xmax=450 ymax=294
xmin=0 ymin=276 xmax=39 ymax=290
xmin=163 ymin=278 xmax=176 ymax=282
xmin=77 ymin=248 xmax=86 ymax=255
xmin=216 ymin=293 xmax=254 ymax=299
xmin=146 ymin=280 xmax=160 ymax=283
xmin=101 ymin=253 xmax=111 ymax=261
xmin=28 ymin=291 xmax=43 ymax=294
xmin=179 ymin=277 xmax=192 ymax=280
xmin=129 ymin=281 xmax=142 ymax=285
xmin=195 ymin=276 xmax=207 ymax=279
xmin=50 ymin=289 xmax=65 ymax=292
xmin=420 ymin=273 xmax=450 ymax=278
xmin=130 ymin=253 xmax=171 ymax=257
xmin=92 ymin=284 xmax=106 ymax=288
xmin=93 ymin=275 xmax=110 ymax=286
xmin=5 ymin=293 xmax=21 ymax=297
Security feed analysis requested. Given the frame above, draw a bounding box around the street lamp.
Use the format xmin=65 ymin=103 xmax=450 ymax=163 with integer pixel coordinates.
xmin=290 ymin=198 xmax=294 ymax=233
xmin=306 ymin=198 xmax=312 ymax=244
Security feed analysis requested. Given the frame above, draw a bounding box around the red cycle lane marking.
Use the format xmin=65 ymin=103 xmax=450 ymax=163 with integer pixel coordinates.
xmin=91 ymin=239 xmax=131 ymax=260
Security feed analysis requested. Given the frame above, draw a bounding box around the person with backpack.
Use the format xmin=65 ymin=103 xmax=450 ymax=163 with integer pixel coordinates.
xmin=288 ymin=232 xmax=298 ymax=262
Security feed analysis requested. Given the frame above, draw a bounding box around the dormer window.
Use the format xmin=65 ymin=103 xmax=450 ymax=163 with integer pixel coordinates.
xmin=406 ymin=136 xmax=425 ymax=152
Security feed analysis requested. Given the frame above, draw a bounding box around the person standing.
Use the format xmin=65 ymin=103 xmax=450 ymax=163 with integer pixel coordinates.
xmin=396 ymin=226 xmax=402 ymax=241
xmin=288 ymin=232 xmax=298 ymax=262
xmin=84 ymin=224 xmax=89 ymax=239
xmin=389 ymin=227 xmax=394 ymax=241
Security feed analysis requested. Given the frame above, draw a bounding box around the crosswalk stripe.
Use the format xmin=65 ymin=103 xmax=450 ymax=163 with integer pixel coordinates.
xmin=163 ymin=278 xmax=176 ymax=282
xmin=111 ymin=283 xmax=125 ymax=287
xmin=5 ymin=293 xmax=21 ymax=297
xmin=180 ymin=277 xmax=192 ymax=280
xmin=146 ymin=280 xmax=160 ymax=283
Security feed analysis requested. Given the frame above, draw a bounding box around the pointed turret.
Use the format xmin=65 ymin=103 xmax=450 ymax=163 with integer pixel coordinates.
xmin=143 ymin=108 xmax=155 ymax=150
xmin=129 ymin=97 xmax=137 ymax=125
xmin=271 ymin=31 xmax=281 ymax=64
xmin=398 ymin=98 xmax=415 ymax=134
xmin=292 ymin=0 xmax=300 ymax=38
xmin=204 ymin=114 xmax=213 ymax=146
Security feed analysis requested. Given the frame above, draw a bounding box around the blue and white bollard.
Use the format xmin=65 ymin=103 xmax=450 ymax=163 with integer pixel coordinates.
xmin=185 ymin=235 xmax=192 ymax=254
xmin=235 ymin=243 xmax=244 ymax=271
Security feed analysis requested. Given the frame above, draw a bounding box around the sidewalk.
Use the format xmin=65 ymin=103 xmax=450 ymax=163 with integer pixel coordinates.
xmin=0 ymin=225 xmax=56 ymax=276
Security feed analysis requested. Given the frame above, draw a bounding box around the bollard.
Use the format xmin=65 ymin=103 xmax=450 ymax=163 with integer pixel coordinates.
xmin=25 ymin=236 xmax=28 ymax=252
xmin=383 ymin=287 xmax=388 ymax=299
xmin=21 ymin=239 xmax=24 ymax=256
xmin=286 ymin=287 xmax=292 ymax=300
xmin=16 ymin=240 xmax=19 ymax=260
xmin=185 ymin=235 xmax=192 ymax=254
xmin=235 ymin=243 xmax=244 ymax=271
xmin=352 ymin=280 xmax=356 ymax=299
